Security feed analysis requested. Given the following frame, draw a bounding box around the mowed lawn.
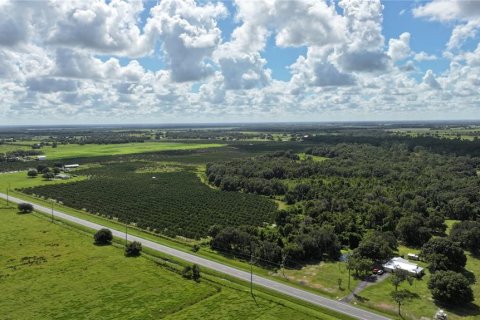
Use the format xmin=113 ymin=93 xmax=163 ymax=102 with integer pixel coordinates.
xmin=0 ymin=200 xmax=339 ymax=320
xmin=28 ymin=142 xmax=225 ymax=160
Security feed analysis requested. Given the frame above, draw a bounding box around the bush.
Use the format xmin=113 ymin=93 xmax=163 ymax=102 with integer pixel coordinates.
xmin=27 ymin=169 xmax=38 ymax=177
xmin=125 ymin=241 xmax=142 ymax=257
xmin=182 ymin=264 xmax=201 ymax=281
xmin=182 ymin=265 xmax=193 ymax=279
xmin=192 ymin=264 xmax=201 ymax=281
xmin=428 ymin=271 xmax=473 ymax=305
xmin=18 ymin=203 xmax=33 ymax=213
xmin=94 ymin=228 xmax=113 ymax=245
xmin=191 ymin=244 xmax=200 ymax=252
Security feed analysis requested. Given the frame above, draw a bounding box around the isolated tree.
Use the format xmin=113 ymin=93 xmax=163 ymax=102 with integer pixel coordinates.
xmin=27 ymin=169 xmax=38 ymax=177
xmin=94 ymin=228 xmax=113 ymax=245
xmin=421 ymin=238 xmax=466 ymax=272
xmin=428 ymin=271 xmax=473 ymax=305
xmin=390 ymin=289 xmax=416 ymax=316
xmin=18 ymin=203 xmax=33 ymax=213
xmin=390 ymin=269 xmax=414 ymax=292
xmin=53 ymin=167 xmax=61 ymax=174
xmin=125 ymin=241 xmax=142 ymax=257
xmin=41 ymin=167 xmax=51 ymax=174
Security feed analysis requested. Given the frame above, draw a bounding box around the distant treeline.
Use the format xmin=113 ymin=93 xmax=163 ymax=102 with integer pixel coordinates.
xmin=305 ymin=134 xmax=480 ymax=157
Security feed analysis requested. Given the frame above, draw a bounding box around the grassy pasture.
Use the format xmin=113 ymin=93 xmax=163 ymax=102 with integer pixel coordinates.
xmin=34 ymin=142 xmax=225 ymax=160
xmin=0 ymin=144 xmax=31 ymax=153
xmin=0 ymin=199 xmax=346 ymax=320
xmin=273 ymin=260 xmax=360 ymax=299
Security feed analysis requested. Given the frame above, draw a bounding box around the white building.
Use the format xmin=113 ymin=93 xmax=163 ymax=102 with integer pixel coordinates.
xmin=64 ymin=164 xmax=79 ymax=169
xmin=382 ymin=257 xmax=424 ymax=277
xmin=36 ymin=155 xmax=47 ymax=161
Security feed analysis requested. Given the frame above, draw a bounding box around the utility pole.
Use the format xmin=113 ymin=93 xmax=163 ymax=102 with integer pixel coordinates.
xmin=51 ymin=201 xmax=54 ymax=222
xmin=125 ymin=223 xmax=128 ymax=245
xmin=6 ymin=182 xmax=10 ymax=207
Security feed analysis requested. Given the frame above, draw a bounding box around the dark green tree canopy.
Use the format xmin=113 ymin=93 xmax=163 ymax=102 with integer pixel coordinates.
xmin=421 ymin=238 xmax=466 ymax=272
xmin=428 ymin=271 xmax=474 ymax=305
xmin=94 ymin=228 xmax=113 ymax=245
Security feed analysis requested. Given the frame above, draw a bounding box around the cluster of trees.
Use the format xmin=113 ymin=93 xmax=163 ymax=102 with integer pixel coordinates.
xmin=27 ymin=163 xmax=64 ymax=180
xmin=210 ymin=220 xmax=341 ymax=268
xmin=182 ymin=264 xmax=201 ymax=281
xmin=420 ymin=238 xmax=474 ymax=305
xmin=450 ymin=221 xmax=480 ymax=255
xmin=207 ymin=143 xmax=479 ymax=252
xmin=1 ymin=149 xmax=43 ymax=161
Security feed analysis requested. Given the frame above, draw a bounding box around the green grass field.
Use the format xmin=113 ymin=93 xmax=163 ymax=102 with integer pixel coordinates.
xmin=0 ymin=144 xmax=30 ymax=153
xmin=273 ymin=261 xmax=360 ymax=299
xmin=0 ymin=199 xmax=348 ymax=320
xmin=7 ymin=142 xmax=225 ymax=160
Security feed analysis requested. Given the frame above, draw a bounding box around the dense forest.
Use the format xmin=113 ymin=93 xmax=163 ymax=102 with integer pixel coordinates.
xmin=206 ymin=142 xmax=480 ymax=269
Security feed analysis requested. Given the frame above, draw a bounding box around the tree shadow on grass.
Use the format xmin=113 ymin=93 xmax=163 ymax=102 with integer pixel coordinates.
xmin=93 ymin=242 xmax=112 ymax=247
xmin=461 ymin=268 xmax=476 ymax=285
xmin=352 ymin=294 xmax=370 ymax=303
xmin=437 ymin=302 xmax=480 ymax=318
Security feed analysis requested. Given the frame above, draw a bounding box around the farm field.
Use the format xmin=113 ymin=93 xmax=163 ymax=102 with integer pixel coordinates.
xmin=30 ymin=142 xmax=225 ymax=160
xmin=0 ymin=199 xmax=345 ymax=320
xmin=20 ymin=163 xmax=278 ymax=239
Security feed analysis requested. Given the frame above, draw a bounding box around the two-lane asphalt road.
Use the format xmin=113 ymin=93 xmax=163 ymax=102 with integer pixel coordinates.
xmin=0 ymin=192 xmax=390 ymax=320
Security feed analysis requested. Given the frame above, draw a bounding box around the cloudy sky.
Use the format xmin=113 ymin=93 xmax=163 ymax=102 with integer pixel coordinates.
xmin=0 ymin=0 xmax=479 ymax=124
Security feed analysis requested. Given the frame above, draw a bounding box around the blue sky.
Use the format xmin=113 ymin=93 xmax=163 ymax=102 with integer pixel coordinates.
xmin=0 ymin=0 xmax=479 ymax=124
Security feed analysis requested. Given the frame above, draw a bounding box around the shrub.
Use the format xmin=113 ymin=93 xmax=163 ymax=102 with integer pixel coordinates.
xmin=182 ymin=265 xmax=193 ymax=279
xmin=182 ymin=264 xmax=200 ymax=281
xmin=94 ymin=228 xmax=113 ymax=245
xmin=125 ymin=241 xmax=142 ymax=257
xmin=18 ymin=203 xmax=33 ymax=213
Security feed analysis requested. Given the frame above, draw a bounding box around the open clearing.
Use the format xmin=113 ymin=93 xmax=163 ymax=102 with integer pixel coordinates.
xmin=7 ymin=142 xmax=225 ymax=160
xmin=0 ymin=199 xmax=342 ymax=320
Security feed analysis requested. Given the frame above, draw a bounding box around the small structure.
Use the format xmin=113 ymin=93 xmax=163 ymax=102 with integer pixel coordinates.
xmin=407 ymin=253 xmax=419 ymax=261
xmin=55 ymin=173 xmax=70 ymax=180
xmin=64 ymin=164 xmax=79 ymax=169
xmin=382 ymin=257 xmax=424 ymax=277
xmin=36 ymin=155 xmax=47 ymax=161
xmin=434 ymin=309 xmax=448 ymax=320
